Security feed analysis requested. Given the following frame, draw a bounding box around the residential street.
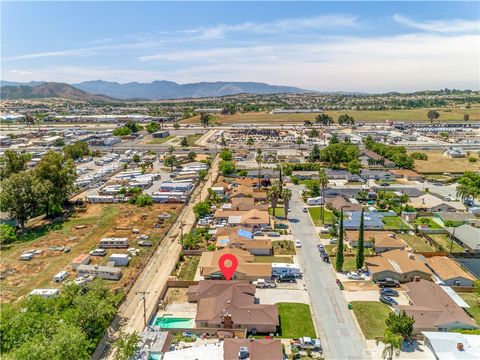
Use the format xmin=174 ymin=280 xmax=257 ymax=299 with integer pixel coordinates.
xmin=288 ymin=185 xmax=370 ymax=360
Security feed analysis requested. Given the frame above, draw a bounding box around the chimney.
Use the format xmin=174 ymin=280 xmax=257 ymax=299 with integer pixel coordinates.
xmin=457 ymin=343 xmax=464 ymax=351
xmin=408 ymin=253 xmax=415 ymax=260
xmin=223 ymin=313 xmax=233 ymax=329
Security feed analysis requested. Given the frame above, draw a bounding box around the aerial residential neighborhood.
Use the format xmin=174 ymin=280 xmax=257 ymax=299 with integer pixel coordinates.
xmin=1 ymin=1 xmax=480 ymax=360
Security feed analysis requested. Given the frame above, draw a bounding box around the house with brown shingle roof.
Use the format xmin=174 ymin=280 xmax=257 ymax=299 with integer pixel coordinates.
xmin=198 ymin=248 xmax=272 ymax=281
xmin=426 ymin=257 xmax=477 ymax=287
xmin=396 ymin=279 xmax=478 ymax=333
xmin=326 ymin=196 xmax=363 ymax=213
xmin=187 ymin=280 xmax=279 ymax=333
xmin=345 ymin=230 xmax=405 ymax=253
xmin=223 ymin=339 xmax=282 ymax=360
xmin=215 ymin=227 xmax=272 ymax=255
xmin=365 ymin=249 xmax=432 ymax=283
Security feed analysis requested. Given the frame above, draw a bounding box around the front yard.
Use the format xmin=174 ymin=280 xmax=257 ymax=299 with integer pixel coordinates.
xmin=351 ymin=301 xmax=392 ymax=339
xmin=273 ymin=240 xmax=296 ymax=255
xmin=331 ymin=255 xmax=358 ymax=272
xmin=398 ymin=234 xmax=436 ymax=252
xmin=382 ymin=216 xmax=411 ymax=230
xmin=276 ymin=302 xmax=317 ymax=338
xmin=254 ymin=255 xmax=293 ymax=264
xmin=269 ymin=207 xmax=286 ymax=218
xmin=308 ymin=207 xmax=335 ymax=226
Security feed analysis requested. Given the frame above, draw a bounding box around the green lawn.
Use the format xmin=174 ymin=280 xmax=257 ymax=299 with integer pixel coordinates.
xmin=398 ymin=234 xmax=435 ymax=252
xmin=351 ymin=301 xmax=392 ymax=339
xmin=459 ymin=293 xmax=480 ymax=326
xmin=382 ymin=216 xmax=411 ymax=230
xmin=429 ymin=234 xmax=464 ymax=253
xmin=147 ymin=135 xmax=176 ymax=144
xmin=331 ymin=255 xmax=358 ymax=272
xmin=324 ymin=244 xmax=337 ymax=256
xmin=184 ymin=134 xmax=203 ymax=145
xmin=276 ymin=303 xmax=317 ymax=338
xmin=176 ymin=256 xmax=200 ymax=280
xmin=269 ymin=207 xmax=286 ymax=218
xmin=254 ymin=255 xmax=293 ymax=264
xmin=414 ymin=217 xmax=443 ymax=230
xmin=308 ymin=207 xmax=334 ymax=226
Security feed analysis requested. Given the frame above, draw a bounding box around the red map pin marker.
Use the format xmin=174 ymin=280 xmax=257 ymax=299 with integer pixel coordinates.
xmin=218 ymin=253 xmax=238 ymax=280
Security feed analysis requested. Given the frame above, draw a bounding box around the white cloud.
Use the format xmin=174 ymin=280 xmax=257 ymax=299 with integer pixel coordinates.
xmin=393 ymin=14 xmax=480 ymax=33
xmin=10 ymin=70 xmax=33 ymax=76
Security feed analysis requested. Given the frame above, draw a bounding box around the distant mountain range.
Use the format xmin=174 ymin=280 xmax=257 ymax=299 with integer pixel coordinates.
xmin=0 ymin=80 xmax=314 ymax=100
xmin=0 ymin=82 xmax=113 ymax=101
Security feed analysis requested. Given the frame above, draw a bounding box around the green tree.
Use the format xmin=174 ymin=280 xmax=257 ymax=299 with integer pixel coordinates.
xmin=125 ymin=121 xmax=141 ymax=133
xmin=308 ymin=144 xmax=321 ymax=162
xmin=220 ymin=133 xmax=227 ymax=147
xmin=63 ymin=141 xmax=90 ymax=160
xmin=193 ymin=200 xmax=212 ymax=219
xmin=336 ymin=209 xmax=344 ymax=272
xmin=295 ymin=137 xmax=304 ymax=148
xmin=200 ymin=113 xmax=210 ymax=127
xmin=456 ymin=171 xmax=480 ymax=202
xmin=318 ymin=168 xmax=328 ymax=222
xmin=307 ymin=128 xmax=320 ymax=138
xmin=187 ymin=151 xmax=197 ymax=162
xmin=246 ymin=137 xmax=254 ymax=148
xmin=180 ymin=136 xmax=189 ymax=147
xmin=347 ymin=159 xmax=362 ymax=175
xmin=0 ymin=150 xmax=32 ymax=180
xmin=315 ymin=113 xmax=333 ymax=125
xmin=256 ymin=148 xmax=263 ymax=189
xmin=112 ymin=126 xmax=132 ymax=137
xmin=0 ymin=172 xmax=46 ymax=230
xmin=356 ymin=208 xmax=365 ymax=269
xmin=135 ymin=194 xmax=153 ymax=206
xmin=132 ymin=154 xmax=141 ymax=163
xmin=53 ymin=138 xmax=65 ymax=147
xmin=464 ymin=114 xmax=470 ymax=121
xmin=0 ymin=224 xmax=17 ymax=244
xmin=114 ymin=332 xmax=139 ymax=360
xmin=427 ymin=109 xmax=440 ymax=124
xmin=304 ymin=120 xmax=313 ymax=127
xmin=385 ymin=310 xmax=415 ymax=341
xmin=267 ymin=181 xmax=282 ymax=218
xmin=220 ymin=149 xmax=233 ymax=161
xmin=376 ymin=330 xmax=402 ymax=360
xmin=146 ymin=122 xmax=159 ymax=133
xmin=219 ymin=160 xmax=236 ymax=175
xmin=282 ymin=188 xmax=292 ymax=220
xmin=164 ymin=155 xmax=178 ymax=172
xmin=329 ymin=133 xmax=340 ymax=144
xmin=198 ymin=169 xmax=208 ymax=181
xmin=173 ymin=122 xmax=180 ymax=130
xmin=338 ymin=114 xmax=355 ymax=126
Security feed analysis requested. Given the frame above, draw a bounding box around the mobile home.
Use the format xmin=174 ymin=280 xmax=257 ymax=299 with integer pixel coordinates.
xmin=76 ymin=264 xmax=122 ymax=280
xmin=53 ymin=271 xmax=69 ymax=283
xmin=99 ymin=237 xmax=129 ymax=249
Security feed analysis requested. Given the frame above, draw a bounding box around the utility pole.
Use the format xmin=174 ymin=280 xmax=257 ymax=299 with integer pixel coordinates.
xmin=136 ymin=291 xmax=150 ymax=328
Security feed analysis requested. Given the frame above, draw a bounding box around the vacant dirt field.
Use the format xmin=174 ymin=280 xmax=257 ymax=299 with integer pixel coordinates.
xmin=163 ymin=287 xmax=189 ymax=305
xmin=409 ymin=150 xmax=480 ymax=174
xmin=181 ymin=107 xmax=480 ymax=125
xmin=0 ymin=203 xmax=181 ymax=303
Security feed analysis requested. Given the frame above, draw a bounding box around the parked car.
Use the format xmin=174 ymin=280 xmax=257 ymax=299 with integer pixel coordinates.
xmin=295 ymin=240 xmax=302 ymax=248
xmin=377 ymin=278 xmax=400 ymax=288
xmin=320 ymin=252 xmax=330 ymax=263
xmin=379 ymin=296 xmax=398 ymax=306
xmin=302 ymin=206 xmax=308 ymax=213
xmin=317 ymin=244 xmax=325 ymax=252
xmin=253 ymin=279 xmax=277 ymax=288
xmin=380 ymin=183 xmax=390 ymax=187
xmin=90 ymin=248 xmax=106 ymax=256
xmin=380 ymin=288 xmax=399 ymax=297
xmin=277 ymin=274 xmax=297 ymax=283
xmin=347 ymin=272 xmax=365 ymax=280
xmin=138 ymin=240 xmax=153 ymax=247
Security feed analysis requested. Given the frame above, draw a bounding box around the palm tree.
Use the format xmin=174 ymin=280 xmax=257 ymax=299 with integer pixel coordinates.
xmin=282 ymin=188 xmax=292 ymax=220
xmin=256 ymin=148 xmax=263 ymax=189
xmin=456 ymin=184 xmax=475 ymax=202
xmin=376 ymin=330 xmax=402 ymax=360
xmin=318 ymin=168 xmax=328 ymax=223
xmin=267 ymin=181 xmax=281 ymax=218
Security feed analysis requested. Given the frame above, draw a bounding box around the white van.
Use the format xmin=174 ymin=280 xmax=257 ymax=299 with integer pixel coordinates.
xmin=53 ymin=271 xmax=69 ymax=283
xmin=90 ymin=248 xmax=106 ymax=256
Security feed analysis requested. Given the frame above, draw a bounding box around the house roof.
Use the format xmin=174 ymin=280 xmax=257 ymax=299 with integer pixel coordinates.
xmin=190 ymin=280 xmax=278 ymax=328
xmin=397 ymin=279 xmax=477 ymax=330
xmin=223 ymin=339 xmax=282 ymax=360
xmin=365 ymin=249 xmax=432 ymax=277
xmin=215 ymin=227 xmax=272 ymax=250
xmin=345 ymin=230 xmax=404 ymax=249
xmin=326 ymin=196 xmax=363 ymax=212
xmin=199 ymin=248 xmax=271 ymax=277
xmin=436 ymin=212 xmax=476 ymax=222
xmin=240 ymin=209 xmax=270 ymax=225
xmin=422 ymin=331 xmax=480 ymax=360
xmin=389 ymin=169 xmax=422 ymax=178
xmin=427 ymin=257 xmax=476 ymax=282
xmin=408 ymin=194 xmax=466 ymax=211
xmin=446 ymin=225 xmax=480 ymax=251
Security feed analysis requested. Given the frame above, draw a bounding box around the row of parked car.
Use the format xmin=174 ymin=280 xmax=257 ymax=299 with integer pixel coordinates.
xmin=317 ymin=244 xmax=330 ymax=263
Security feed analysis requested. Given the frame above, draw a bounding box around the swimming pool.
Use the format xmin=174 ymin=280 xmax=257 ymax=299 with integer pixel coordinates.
xmin=153 ymin=316 xmax=194 ymax=329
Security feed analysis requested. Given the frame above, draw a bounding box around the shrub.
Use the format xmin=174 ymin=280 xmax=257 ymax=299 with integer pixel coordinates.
xmin=468 ymin=157 xmax=477 ymax=163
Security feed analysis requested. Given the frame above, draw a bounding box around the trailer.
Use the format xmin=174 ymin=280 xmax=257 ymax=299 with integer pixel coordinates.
xmin=108 ymin=254 xmax=130 ymax=266
xmin=29 ymin=288 xmax=60 ymax=299
xmin=53 ymin=271 xmax=69 ymax=283
xmin=71 ymin=254 xmax=91 ymax=269
xmin=99 ymin=237 xmax=129 ymax=249
xmin=76 ymin=264 xmax=122 ymax=281
xmin=272 ymin=263 xmax=301 ymax=277
xmin=307 ymin=197 xmax=323 ymax=205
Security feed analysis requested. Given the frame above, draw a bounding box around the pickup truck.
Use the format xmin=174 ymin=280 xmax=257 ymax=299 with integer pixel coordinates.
xmin=252 ymin=279 xmax=277 ymax=288
xmin=292 ymin=337 xmax=322 ymax=351
xmin=376 ymin=278 xmax=400 ymax=288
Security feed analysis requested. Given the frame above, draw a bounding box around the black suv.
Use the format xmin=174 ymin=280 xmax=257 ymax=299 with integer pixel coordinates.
xmin=276 ymin=274 xmax=297 ymax=283
xmin=377 ymin=278 xmax=400 ymax=288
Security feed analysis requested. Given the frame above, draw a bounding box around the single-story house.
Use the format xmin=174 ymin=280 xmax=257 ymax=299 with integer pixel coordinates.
xmin=215 ymin=227 xmax=272 ymax=256
xmin=360 ymin=170 xmax=396 ymax=181
xmin=345 ymin=230 xmax=405 ymax=252
xmin=446 ymin=225 xmax=480 ymax=252
xmin=422 ymin=331 xmax=480 ymax=360
xmin=388 ymin=169 xmax=423 ymax=181
xmin=326 ymin=196 xmax=363 ymax=213
xmin=198 ymin=248 xmax=272 ymax=281
xmin=365 ymin=249 xmax=432 ymax=282
xmin=434 ymin=212 xmax=476 ymax=226
xmin=426 ymin=256 xmax=477 ymax=287
xmin=343 ymin=211 xmax=386 ymax=230
xmin=361 ymin=149 xmax=396 ymax=169
xmin=292 ymin=171 xmax=319 ymax=180
xmin=223 ymin=339 xmax=283 ymax=360
xmin=408 ymin=194 xmax=466 ymax=213
xmin=325 ymin=169 xmax=362 ymax=182
xmin=396 ymin=279 xmax=478 ymax=333
xmin=187 ymin=280 xmax=279 ymax=333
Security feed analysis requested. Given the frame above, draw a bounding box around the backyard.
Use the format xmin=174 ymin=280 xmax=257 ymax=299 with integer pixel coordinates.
xmin=174 ymin=255 xmax=200 ymax=280
xmin=429 ymin=234 xmax=464 ymax=253
xmin=459 ymin=293 xmax=480 ymax=326
xmin=398 ymin=234 xmax=435 ymax=252
xmin=308 ymin=207 xmax=335 ymax=226
xmin=382 ymin=216 xmax=411 ymax=230
xmin=414 ymin=217 xmax=443 ymax=230
xmin=351 ymin=301 xmax=392 ymax=339
xmin=276 ymin=302 xmax=317 ymax=338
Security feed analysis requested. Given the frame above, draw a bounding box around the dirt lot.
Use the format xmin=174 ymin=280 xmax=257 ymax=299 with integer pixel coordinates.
xmin=163 ymin=287 xmax=189 ymax=305
xmin=181 ymin=108 xmax=480 ymax=125
xmin=409 ymin=150 xmax=480 ymax=174
xmin=0 ymin=203 xmax=181 ymax=303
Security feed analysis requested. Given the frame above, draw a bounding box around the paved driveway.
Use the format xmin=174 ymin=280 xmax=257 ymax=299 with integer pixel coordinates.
xmin=256 ymin=288 xmax=310 ymax=305
xmin=288 ymin=185 xmax=370 ymax=360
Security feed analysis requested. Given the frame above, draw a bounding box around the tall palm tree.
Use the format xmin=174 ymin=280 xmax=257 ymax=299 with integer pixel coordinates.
xmin=282 ymin=188 xmax=292 ymax=220
xmin=376 ymin=330 xmax=402 ymax=360
xmin=256 ymin=148 xmax=263 ymax=189
xmin=318 ymin=168 xmax=328 ymax=223
xmin=456 ymin=184 xmax=474 ymax=202
xmin=267 ymin=181 xmax=281 ymax=218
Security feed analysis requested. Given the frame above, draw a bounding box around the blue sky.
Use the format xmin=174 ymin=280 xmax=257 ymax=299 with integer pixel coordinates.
xmin=1 ymin=1 xmax=479 ymax=92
